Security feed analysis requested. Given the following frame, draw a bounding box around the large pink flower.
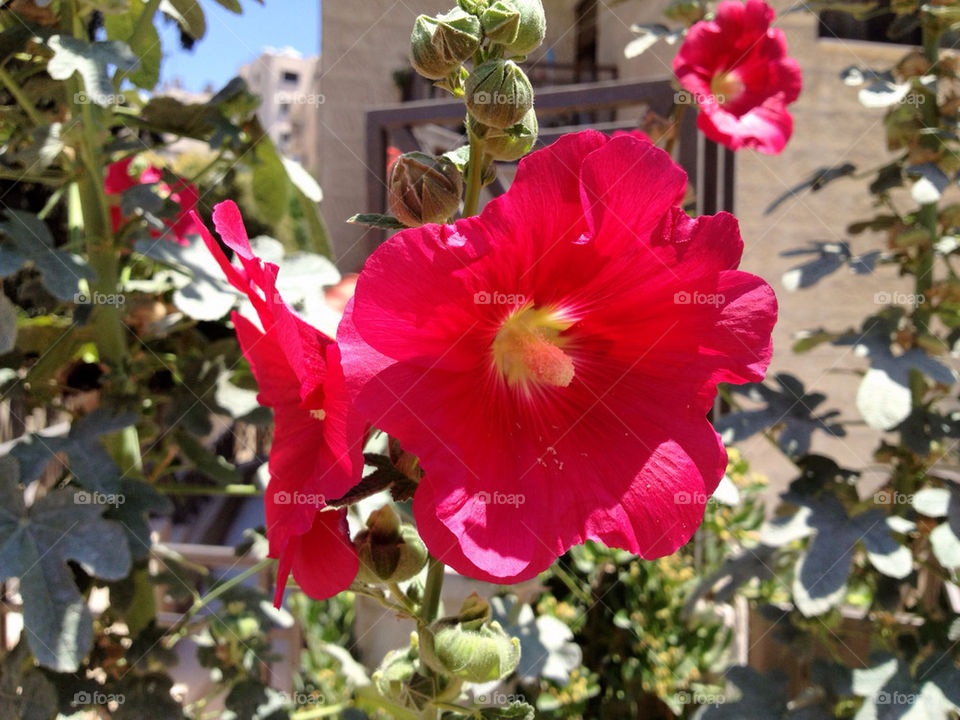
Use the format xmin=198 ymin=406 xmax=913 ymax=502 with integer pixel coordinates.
xmin=340 ymin=130 xmax=777 ymax=583
xmin=107 ymin=157 xmax=203 ymax=244
xmin=194 ymin=201 xmax=364 ymax=605
xmin=673 ymin=0 xmax=802 ymax=154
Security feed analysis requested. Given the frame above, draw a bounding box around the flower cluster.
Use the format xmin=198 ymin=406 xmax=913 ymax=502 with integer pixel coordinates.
xmin=198 ymin=129 xmax=777 ymax=600
xmin=673 ymin=0 xmax=802 ymax=154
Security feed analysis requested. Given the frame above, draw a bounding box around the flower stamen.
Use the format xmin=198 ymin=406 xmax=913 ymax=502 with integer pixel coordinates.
xmin=493 ymin=304 xmax=575 ymax=388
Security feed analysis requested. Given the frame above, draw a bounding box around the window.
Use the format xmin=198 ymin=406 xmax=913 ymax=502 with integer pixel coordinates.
xmin=282 ymin=71 xmax=300 ymax=84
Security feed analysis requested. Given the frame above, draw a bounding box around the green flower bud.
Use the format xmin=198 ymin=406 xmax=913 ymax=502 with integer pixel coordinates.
xmin=497 ymin=0 xmax=545 ymax=56
xmin=458 ymin=0 xmax=489 ymax=12
xmin=355 ymin=506 xmax=429 ymax=584
xmin=470 ymin=108 xmax=538 ymax=161
xmin=663 ymin=0 xmax=706 ymax=25
xmin=410 ymin=9 xmax=483 ymax=80
xmin=481 ymin=1 xmax=521 ymax=45
xmin=466 ymin=60 xmax=534 ymax=129
xmin=374 ymin=646 xmax=418 ymax=703
xmin=388 ymin=152 xmax=464 ymax=228
xmin=420 ymin=618 xmax=521 ymax=683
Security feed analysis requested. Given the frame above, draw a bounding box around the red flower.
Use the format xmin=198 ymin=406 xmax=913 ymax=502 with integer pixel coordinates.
xmin=340 ymin=131 xmax=777 ymax=583
xmin=672 ymin=0 xmax=802 ymax=154
xmin=194 ymin=201 xmax=364 ymax=605
xmin=106 ymin=157 xmax=203 ymax=245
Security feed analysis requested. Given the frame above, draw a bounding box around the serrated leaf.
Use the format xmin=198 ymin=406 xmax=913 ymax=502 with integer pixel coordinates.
xmin=11 ymin=409 xmax=137 ymax=493
xmin=160 ymin=0 xmax=207 ymax=40
xmin=0 ymin=210 xmax=94 ymax=301
xmin=47 ymin=35 xmax=139 ymax=105
xmin=0 ymin=455 xmax=132 ymax=671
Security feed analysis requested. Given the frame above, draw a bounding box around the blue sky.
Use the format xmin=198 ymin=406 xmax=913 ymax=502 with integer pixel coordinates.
xmin=158 ymin=1 xmax=320 ymax=92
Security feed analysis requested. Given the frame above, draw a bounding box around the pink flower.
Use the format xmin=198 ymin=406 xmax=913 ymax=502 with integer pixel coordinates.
xmin=672 ymin=0 xmax=802 ymax=154
xmin=193 ymin=201 xmax=364 ymax=605
xmin=340 ymin=130 xmax=777 ymax=583
xmin=106 ymin=157 xmax=203 ymax=244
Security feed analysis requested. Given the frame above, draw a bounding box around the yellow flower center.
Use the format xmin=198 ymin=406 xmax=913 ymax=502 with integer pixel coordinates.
xmin=492 ymin=304 xmax=575 ymax=389
xmin=710 ymin=72 xmax=744 ymax=106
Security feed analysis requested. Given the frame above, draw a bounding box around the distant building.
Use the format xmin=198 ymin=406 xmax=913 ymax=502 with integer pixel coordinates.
xmin=239 ymin=48 xmax=322 ymax=166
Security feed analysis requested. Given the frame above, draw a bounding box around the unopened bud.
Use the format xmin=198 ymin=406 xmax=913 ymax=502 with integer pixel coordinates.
xmin=495 ymin=0 xmax=545 ymax=56
xmin=470 ymin=107 xmax=538 ymax=161
xmin=466 ymin=60 xmax=534 ymax=129
xmin=355 ymin=506 xmax=429 ymax=584
xmin=482 ymin=1 xmax=521 ymax=44
xmin=420 ymin=618 xmax=521 ymax=683
xmin=374 ymin=646 xmax=418 ymax=703
xmin=388 ymin=152 xmax=463 ymax=227
xmin=410 ymin=9 xmax=483 ymax=80
xmin=664 ymin=0 xmax=706 ymax=26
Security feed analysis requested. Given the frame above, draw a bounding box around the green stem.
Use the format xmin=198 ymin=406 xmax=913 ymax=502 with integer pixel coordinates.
xmin=916 ymin=202 xmax=937 ymax=332
xmin=551 ymin=563 xmax=592 ymax=606
xmin=462 ymin=133 xmax=486 ymax=218
xmin=388 ymin=581 xmax=418 ymax=614
xmin=0 ymin=65 xmax=43 ymax=125
xmin=420 ymin=555 xmax=445 ymax=626
xmin=665 ymin=102 xmax=686 ymax=158
xmin=152 ymin=483 xmax=262 ymax=496
xmin=164 ymin=557 xmax=274 ymax=647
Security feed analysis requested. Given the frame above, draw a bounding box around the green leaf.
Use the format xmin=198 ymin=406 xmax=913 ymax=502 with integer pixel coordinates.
xmin=0 ymin=644 xmax=57 ymax=720
xmin=480 ymin=701 xmax=536 ymax=720
xmin=11 ymin=409 xmax=138 ymax=493
xmin=211 ymin=0 xmax=244 ymax=11
xmin=347 ymin=213 xmax=407 ymax=230
xmin=251 ymin=135 xmax=291 ymax=225
xmin=0 ymin=210 xmax=94 ymax=301
xmin=111 ymin=673 xmax=185 ymax=719
xmin=282 ymin=157 xmax=322 ymax=202
xmin=222 ymin=679 xmax=291 ymax=720
xmin=160 ymin=0 xmax=207 ymax=40
xmin=175 ymin=431 xmax=242 ymax=485
xmin=0 ymin=294 xmax=16 ymax=355
xmin=0 ymin=455 xmax=132 ymax=671
xmin=46 ymin=35 xmax=139 ymax=106
xmin=104 ymin=0 xmax=162 ymax=89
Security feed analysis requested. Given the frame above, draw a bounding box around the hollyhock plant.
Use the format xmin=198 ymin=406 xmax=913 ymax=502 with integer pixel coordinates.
xmin=340 ymin=130 xmax=777 ymax=583
xmin=672 ymin=0 xmax=802 ymax=154
xmin=193 ymin=201 xmax=364 ymax=605
xmin=106 ymin=157 xmax=203 ymax=244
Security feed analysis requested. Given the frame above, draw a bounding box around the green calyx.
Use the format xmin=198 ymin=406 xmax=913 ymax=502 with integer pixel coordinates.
xmin=410 ymin=9 xmax=483 ymax=80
